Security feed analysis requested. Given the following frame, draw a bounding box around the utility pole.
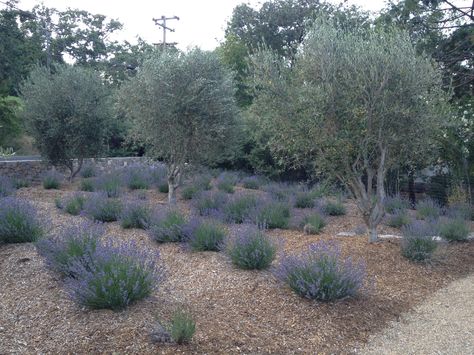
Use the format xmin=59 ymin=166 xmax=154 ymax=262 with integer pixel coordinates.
xmin=152 ymin=15 xmax=179 ymax=50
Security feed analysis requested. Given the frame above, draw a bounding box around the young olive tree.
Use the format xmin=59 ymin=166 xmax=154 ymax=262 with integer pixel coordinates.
xmin=249 ymin=21 xmax=449 ymax=242
xmin=21 ymin=65 xmax=111 ymax=179
xmin=118 ymin=49 xmax=240 ymax=204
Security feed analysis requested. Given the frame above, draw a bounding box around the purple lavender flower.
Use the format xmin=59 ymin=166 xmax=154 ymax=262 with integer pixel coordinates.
xmin=120 ymin=199 xmax=151 ymax=229
xmin=276 ymin=241 xmax=366 ymax=301
xmin=192 ymin=190 xmax=228 ymax=217
xmin=83 ymin=192 xmax=122 ymax=222
xmin=0 ymin=175 xmax=15 ymax=197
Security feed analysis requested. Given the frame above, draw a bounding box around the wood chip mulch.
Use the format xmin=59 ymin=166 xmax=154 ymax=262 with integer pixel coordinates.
xmin=1 ymin=186 xmax=473 ymax=354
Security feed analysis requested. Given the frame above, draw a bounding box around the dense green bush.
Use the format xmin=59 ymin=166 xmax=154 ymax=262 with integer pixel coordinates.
xmin=83 ymin=193 xmax=122 ymax=222
xmin=184 ymin=219 xmax=226 ymax=251
xmin=294 ymin=191 xmax=315 ymax=208
xmin=385 ymin=210 xmax=410 ymax=228
xmin=62 ymin=193 xmax=86 ymax=216
xmin=79 ymin=179 xmax=95 ymax=192
xmin=253 ymin=200 xmax=290 ymax=229
xmin=224 ymin=194 xmax=258 ymax=223
xmin=43 ymin=171 xmax=62 ymax=189
xmin=120 ymin=200 xmax=151 ymax=229
xmin=181 ymin=185 xmax=198 ymax=200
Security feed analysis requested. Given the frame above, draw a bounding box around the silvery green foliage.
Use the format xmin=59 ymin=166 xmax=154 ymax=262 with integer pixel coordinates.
xmin=249 ymin=20 xmax=449 ymax=242
xmin=21 ymin=65 xmax=112 ymax=179
xmin=118 ymin=49 xmax=241 ymax=203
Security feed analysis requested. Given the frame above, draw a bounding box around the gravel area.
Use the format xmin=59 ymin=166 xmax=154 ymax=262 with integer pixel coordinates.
xmin=361 ymin=273 xmax=474 ymax=354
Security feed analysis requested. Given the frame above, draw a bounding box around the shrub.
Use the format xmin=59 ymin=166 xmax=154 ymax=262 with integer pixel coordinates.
xmin=216 ymin=172 xmax=239 ymax=193
xmin=276 ymin=241 xmax=366 ymax=301
xmin=322 ymin=200 xmax=346 ymax=216
xmin=36 ymin=221 xmax=104 ymax=276
xmin=148 ymin=209 xmax=187 ymax=243
xmin=253 ymin=199 xmax=291 ymax=229
xmin=43 ymin=171 xmax=62 ymax=189
xmin=62 ymin=193 xmax=87 ymax=216
xmin=242 ymin=176 xmax=263 ymax=190
xmin=0 ymin=176 xmax=15 ymax=197
xmin=0 ymin=197 xmax=44 ymax=243
xmin=79 ymin=178 xmax=95 ymax=192
xmin=183 ymin=219 xmax=226 ymax=252
xmin=224 ymin=194 xmax=258 ymax=223
xmin=169 ymin=309 xmax=196 ymax=344
xmin=150 ymin=164 xmax=168 ymax=184
xmin=80 ymin=163 xmax=97 ymax=178
xmin=120 ymin=200 xmax=151 ymax=229
xmin=309 ymin=182 xmax=331 ymax=198
xmin=226 ymin=226 xmax=276 ymax=270
xmin=401 ymin=220 xmax=439 ymax=262
xmin=416 ymin=199 xmax=441 ymax=220
xmin=445 ymin=202 xmax=473 ymax=221
xmin=384 ymin=195 xmax=410 ymax=214
xmin=158 ymin=182 xmax=169 ymax=193
xmin=300 ymin=213 xmax=326 ymax=234
xmin=193 ymin=173 xmax=212 ymax=191
xmin=83 ymin=193 xmax=122 ymax=222
xmin=294 ymin=191 xmax=315 ymax=208
xmin=13 ymin=178 xmax=29 ymax=189
xmin=181 ymin=185 xmax=198 ymax=200
xmin=385 ymin=210 xmax=410 ymax=228
xmin=95 ymin=173 xmax=122 ymax=198
xmin=263 ymin=182 xmax=294 ymax=202
xmin=66 ymin=240 xmax=165 ymax=310
xmin=439 ymin=218 xmax=470 ymax=242
xmin=122 ymin=166 xmax=151 ymax=190
xmin=193 ymin=191 xmax=228 ymax=217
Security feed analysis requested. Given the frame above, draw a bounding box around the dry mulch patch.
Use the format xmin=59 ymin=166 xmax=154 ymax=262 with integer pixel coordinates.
xmin=0 ymin=186 xmax=473 ymax=354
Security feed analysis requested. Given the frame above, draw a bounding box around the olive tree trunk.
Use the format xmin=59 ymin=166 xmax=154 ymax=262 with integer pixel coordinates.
xmin=167 ymin=163 xmax=182 ymax=205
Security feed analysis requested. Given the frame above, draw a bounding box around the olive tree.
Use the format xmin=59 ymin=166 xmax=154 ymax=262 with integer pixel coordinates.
xmin=21 ymin=65 xmax=111 ymax=179
xmin=118 ymin=49 xmax=240 ymax=204
xmin=249 ymin=21 xmax=449 ymax=242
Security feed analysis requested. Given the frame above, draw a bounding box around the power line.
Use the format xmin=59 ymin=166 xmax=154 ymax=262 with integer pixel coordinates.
xmin=152 ymin=15 xmax=179 ymax=49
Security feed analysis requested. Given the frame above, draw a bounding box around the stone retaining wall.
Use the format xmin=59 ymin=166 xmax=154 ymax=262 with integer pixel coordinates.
xmin=0 ymin=157 xmax=147 ymax=183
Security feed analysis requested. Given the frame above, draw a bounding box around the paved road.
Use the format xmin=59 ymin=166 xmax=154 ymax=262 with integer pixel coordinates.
xmin=0 ymin=155 xmax=41 ymax=162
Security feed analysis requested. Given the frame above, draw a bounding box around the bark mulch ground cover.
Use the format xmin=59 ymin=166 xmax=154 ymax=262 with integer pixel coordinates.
xmin=1 ymin=185 xmax=473 ymax=354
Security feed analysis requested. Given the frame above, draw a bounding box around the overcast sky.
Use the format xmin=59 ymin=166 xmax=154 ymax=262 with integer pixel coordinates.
xmin=9 ymin=0 xmax=389 ymax=50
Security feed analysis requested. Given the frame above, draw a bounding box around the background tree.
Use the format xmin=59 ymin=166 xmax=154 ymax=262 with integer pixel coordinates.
xmin=118 ymin=49 xmax=241 ymax=204
xmin=21 ymin=65 xmax=112 ymax=179
xmin=249 ymin=21 xmax=448 ymax=242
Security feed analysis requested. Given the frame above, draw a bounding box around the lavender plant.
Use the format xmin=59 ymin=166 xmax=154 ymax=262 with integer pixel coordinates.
xmin=322 ymin=200 xmax=346 ymax=216
xmin=83 ymin=192 xmax=122 ymax=222
xmin=80 ymin=163 xmax=98 ymax=178
xmin=300 ymin=212 xmax=326 ymax=235
xmin=193 ymin=191 xmax=228 ymax=217
xmin=66 ymin=240 xmax=165 ymax=310
xmin=416 ymin=199 xmax=441 ymax=220
xmin=183 ymin=218 xmax=226 ymax=252
xmin=385 ymin=209 xmax=410 ymax=228
xmin=94 ymin=173 xmax=122 ymax=197
xmin=242 ymin=175 xmax=263 ymax=190
xmin=122 ymin=165 xmax=151 ymax=190
xmin=276 ymin=241 xmax=366 ymax=301
xmin=216 ymin=171 xmax=239 ymax=193
xmin=294 ymin=190 xmax=315 ymax=209
xmin=120 ymin=200 xmax=151 ymax=229
xmin=148 ymin=209 xmax=187 ymax=243
xmin=0 ymin=197 xmax=44 ymax=243
xmin=226 ymin=225 xmax=276 ymax=270
xmin=445 ymin=203 xmax=473 ymax=221
xmin=181 ymin=185 xmax=198 ymax=200
xmin=42 ymin=170 xmax=62 ymax=189
xmin=79 ymin=178 xmax=95 ymax=192
xmin=384 ymin=195 xmax=410 ymax=214
xmin=224 ymin=193 xmax=258 ymax=223
xmin=439 ymin=218 xmax=470 ymax=241
xmin=401 ymin=220 xmax=439 ymax=262
xmin=36 ymin=221 xmax=105 ymax=276
xmin=252 ymin=198 xmax=290 ymax=229
xmin=0 ymin=175 xmax=15 ymax=197
xmin=58 ymin=193 xmax=86 ymax=216
xmin=169 ymin=309 xmax=196 ymax=344
xmin=262 ymin=182 xmax=293 ymax=202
